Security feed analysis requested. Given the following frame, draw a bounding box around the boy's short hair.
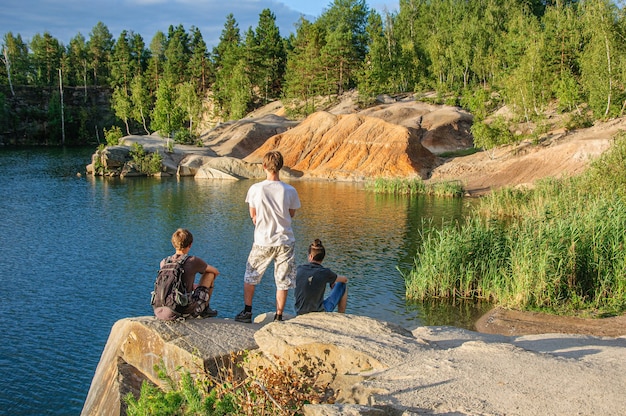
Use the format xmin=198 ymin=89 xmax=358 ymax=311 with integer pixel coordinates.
xmin=308 ymin=239 xmax=326 ymax=262
xmin=263 ymin=151 xmax=284 ymax=173
xmin=171 ymin=228 xmax=193 ymax=250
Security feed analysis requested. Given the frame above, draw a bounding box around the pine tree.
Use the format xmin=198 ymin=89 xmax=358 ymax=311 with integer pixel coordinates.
xmin=146 ymin=31 xmax=166 ymax=94
xmin=30 ymin=32 xmax=63 ymax=86
xmin=87 ymin=22 xmax=113 ymax=86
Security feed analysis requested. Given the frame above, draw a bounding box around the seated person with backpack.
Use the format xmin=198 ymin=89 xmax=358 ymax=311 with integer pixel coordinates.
xmin=294 ymin=239 xmax=348 ymax=316
xmin=152 ymin=228 xmax=220 ymax=320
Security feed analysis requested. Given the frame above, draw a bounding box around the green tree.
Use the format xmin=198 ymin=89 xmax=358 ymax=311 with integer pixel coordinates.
xmin=542 ymin=1 xmax=583 ymax=112
xmin=1 ymin=32 xmax=30 ymax=90
xmin=66 ymin=33 xmax=90 ymax=92
xmin=212 ymin=14 xmax=241 ymax=70
xmin=500 ymin=8 xmax=550 ymax=121
xmin=358 ymin=10 xmax=392 ymax=96
xmin=146 ymin=31 xmax=166 ymax=94
xmin=164 ymin=24 xmax=190 ymax=84
xmin=129 ymin=31 xmax=148 ymax=76
xmin=176 ymin=80 xmax=202 ymax=135
xmin=579 ymin=0 xmax=623 ymax=118
xmin=188 ymin=26 xmax=211 ymax=93
xmin=30 ymin=32 xmax=63 ymax=85
xmin=110 ymin=30 xmax=133 ymax=90
xmin=317 ymin=0 xmax=370 ymax=94
xmin=252 ymin=9 xmax=286 ymax=102
xmin=130 ymin=74 xmax=151 ymax=134
xmin=228 ymin=60 xmax=252 ymax=119
xmin=87 ymin=22 xmax=113 ymax=86
xmin=213 ymin=14 xmax=247 ymax=119
xmin=283 ymin=17 xmax=326 ymax=114
xmin=393 ymin=0 xmax=431 ymax=91
xmin=151 ymin=77 xmax=183 ymax=137
xmin=111 ymin=85 xmax=132 ymax=135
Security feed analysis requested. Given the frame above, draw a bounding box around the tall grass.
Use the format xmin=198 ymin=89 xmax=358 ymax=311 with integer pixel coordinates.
xmin=403 ymin=134 xmax=626 ymax=316
xmin=365 ymin=177 xmax=464 ymax=197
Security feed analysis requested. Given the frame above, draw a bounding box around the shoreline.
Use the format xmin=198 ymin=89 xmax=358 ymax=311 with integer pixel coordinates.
xmin=476 ymin=306 xmax=626 ymax=337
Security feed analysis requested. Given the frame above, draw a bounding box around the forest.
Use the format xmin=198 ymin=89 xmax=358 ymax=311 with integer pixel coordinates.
xmin=1 ymin=0 xmax=625 ymax=145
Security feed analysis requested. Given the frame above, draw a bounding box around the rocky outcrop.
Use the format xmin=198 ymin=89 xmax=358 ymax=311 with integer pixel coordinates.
xmin=82 ymin=313 xmax=626 ymax=416
xmin=86 ymin=98 xmax=474 ymax=181
xmin=81 ymin=317 xmax=259 ymax=416
xmin=245 ymin=111 xmax=438 ymax=179
xmin=201 ymin=114 xmax=299 ymax=159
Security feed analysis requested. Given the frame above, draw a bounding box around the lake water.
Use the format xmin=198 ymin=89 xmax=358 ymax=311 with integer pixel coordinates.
xmin=0 ymin=147 xmax=487 ymax=415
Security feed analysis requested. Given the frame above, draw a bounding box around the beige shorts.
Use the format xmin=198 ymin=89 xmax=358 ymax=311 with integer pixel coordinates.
xmin=244 ymin=243 xmax=296 ymax=290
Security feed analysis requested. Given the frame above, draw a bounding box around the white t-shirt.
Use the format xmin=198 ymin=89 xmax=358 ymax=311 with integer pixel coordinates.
xmin=245 ymin=179 xmax=301 ymax=246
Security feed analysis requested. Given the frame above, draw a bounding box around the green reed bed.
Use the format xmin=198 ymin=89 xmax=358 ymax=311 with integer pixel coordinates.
xmin=403 ymin=135 xmax=626 ymax=315
xmin=365 ymin=177 xmax=464 ymax=197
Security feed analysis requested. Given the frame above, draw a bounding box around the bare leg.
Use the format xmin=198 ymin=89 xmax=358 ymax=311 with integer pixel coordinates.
xmin=244 ymin=282 xmax=256 ymax=307
xmin=276 ymin=289 xmax=288 ymax=315
xmin=337 ymin=286 xmax=348 ymax=313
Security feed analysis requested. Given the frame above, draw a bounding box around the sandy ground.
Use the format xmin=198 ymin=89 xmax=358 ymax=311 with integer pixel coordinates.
xmin=428 ymin=117 xmax=626 ymax=196
xmin=362 ymin=325 xmax=626 ymax=416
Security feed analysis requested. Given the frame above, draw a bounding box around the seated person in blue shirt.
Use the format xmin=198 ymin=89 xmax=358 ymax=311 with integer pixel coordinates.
xmin=294 ymin=239 xmax=348 ymax=315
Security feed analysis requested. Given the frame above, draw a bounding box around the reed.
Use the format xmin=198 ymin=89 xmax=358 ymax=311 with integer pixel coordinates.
xmin=404 ymin=134 xmax=626 ymax=315
xmin=365 ymin=177 xmax=463 ymax=197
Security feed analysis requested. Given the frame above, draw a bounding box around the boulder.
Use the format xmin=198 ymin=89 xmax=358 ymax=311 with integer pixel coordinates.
xmin=101 ymin=145 xmax=130 ymax=170
xmin=81 ymin=317 xmax=259 ymax=416
xmin=201 ymin=114 xmax=299 ymax=159
xmin=176 ymin=154 xmax=213 ymax=177
xmin=254 ymin=313 xmax=426 ymax=374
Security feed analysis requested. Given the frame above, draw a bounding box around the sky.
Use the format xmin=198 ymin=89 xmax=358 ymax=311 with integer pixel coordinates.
xmin=0 ymin=0 xmax=399 ymax=49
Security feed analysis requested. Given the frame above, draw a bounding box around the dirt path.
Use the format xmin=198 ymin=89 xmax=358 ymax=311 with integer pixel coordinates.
xmin=476 ymin=307 xmax=626 ymax=337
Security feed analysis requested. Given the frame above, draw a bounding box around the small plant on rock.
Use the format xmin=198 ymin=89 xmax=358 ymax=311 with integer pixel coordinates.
xmin=128 ymin=142 xmax=163 ymax=175
xmin=104 ymin=126 xmax=123 ymax=146
xmin=125 ymin=349 xmax=339 ymax=416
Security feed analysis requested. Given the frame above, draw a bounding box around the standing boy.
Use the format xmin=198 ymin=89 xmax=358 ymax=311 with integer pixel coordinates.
xmin=294 ymin=239 xmax=348 ymax=315
xmin=235 ymin=151 xmax=301 ymax=323
xmin=153 ymin=228 xmax=220 ymax=320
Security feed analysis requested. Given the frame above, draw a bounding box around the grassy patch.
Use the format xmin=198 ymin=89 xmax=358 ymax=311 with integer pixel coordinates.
xmin=365 ymin=177 xmax=464 ymax=198
xmin=402 ymin=133 xmax=626 ymax=316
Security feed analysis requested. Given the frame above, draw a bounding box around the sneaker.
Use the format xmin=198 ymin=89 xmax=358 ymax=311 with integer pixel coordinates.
xmin=273 ymin=314 xmax=283 ymax=322
xmin=200 ymin=307 xmax=218 ymax=318
xmin=235 ymin=309 xmax=252 ymax=323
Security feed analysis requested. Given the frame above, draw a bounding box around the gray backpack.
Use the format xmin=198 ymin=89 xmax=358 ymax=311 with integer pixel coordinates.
xmin=151 ymin=255 xmax=189 ymax=310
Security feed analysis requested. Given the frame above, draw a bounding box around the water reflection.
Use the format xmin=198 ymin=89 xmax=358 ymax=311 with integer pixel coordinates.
xmin=0 ymin=148 xmax=488 ymax=415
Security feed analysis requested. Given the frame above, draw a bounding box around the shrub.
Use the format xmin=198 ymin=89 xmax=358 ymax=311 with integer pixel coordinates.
xmin=125 ymin=349 xmax=338 ymax=416
xmin=129 ymin=142 xmax=163 ymax=175
xmin=174 ymin=129 xmax=197 ymax=145
xmin=104 ymin=126 xmax=123 ymax=146
xmin=470 ymin=117 xmax=514 ymax=158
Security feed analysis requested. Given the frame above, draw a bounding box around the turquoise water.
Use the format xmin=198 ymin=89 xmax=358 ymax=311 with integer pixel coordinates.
xmin=0 ymin=147 xmax=482 ymax=415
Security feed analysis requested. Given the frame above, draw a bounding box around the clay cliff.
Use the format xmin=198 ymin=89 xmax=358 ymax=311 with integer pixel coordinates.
xmin=245 ymin=111 xmax=438 ymax=179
